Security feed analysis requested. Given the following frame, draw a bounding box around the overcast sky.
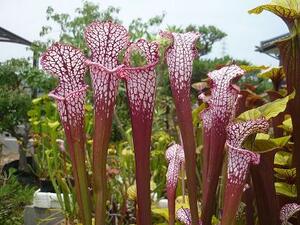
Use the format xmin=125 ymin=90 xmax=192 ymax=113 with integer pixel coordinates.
xmin=0 ymin=0 xmax=288 ymax=66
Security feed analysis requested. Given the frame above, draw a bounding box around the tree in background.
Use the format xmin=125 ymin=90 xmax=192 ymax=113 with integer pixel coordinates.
xmin=0 ymin=59 xmax=54 ymax=171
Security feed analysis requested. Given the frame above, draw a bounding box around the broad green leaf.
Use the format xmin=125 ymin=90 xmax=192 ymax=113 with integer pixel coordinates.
xmin=48 ymin=120 xmax=60 ymax=129
xmin=240 ymin=65 xmax=268 ymax=73
xmin=278 ymin=117 xmax=293 ymax=133
xmin=151 ymin=207 xmax=169 ymax=221
xmin=271 ymin=0 xmax=300 ymax=12
xmin=250 ymin=133 xmax=291 ymax=153
xmin=249 ymin=0 xmax=300 ymax=23
xmin=237 ymin=108 xmax=261 ymax=121
xmin=259 ymin=91 xmax=294 ymax=119
xmin=257 ymin=67 xmax=284 ymax=80
xmin=274 ymin=168 xmax=296 ymax=179
xmin=127 ymin=185 xmax=137 ymax=201
xmin=274 ymin=151 xmax=293 ymax=166
xmin=127 ymin=181 xmax=156 ymax=201
xmin=192 ymin=103 xmax=206 ymax=125
xmin=278 ymin=88 xmax=288 ymax=97
xmin=237 ymin=91 xmax=295 ymax=121
xmin=270 ymin=135 xmax=291 ymax=146
xmin=275 ymin=182 xmax=297 ymax=198
xmin=175 ymin=195 xmax=190 ymax=212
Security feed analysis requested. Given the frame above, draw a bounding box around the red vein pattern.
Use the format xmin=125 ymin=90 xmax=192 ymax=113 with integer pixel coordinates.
xmin=84 ymin=21 xmax=129 ymax=225
xmin=166 ymin=144 xmax=185 ymax=225
xmin=161 ymin=31 xmax=200 ymax=100
xmin=123 ymin=39 xmax=159 ymax=119
xmin=201 ymin=65 xmax=244 ymax=134
xmin=85 ymin=21 xmax=129 ymax=66
xmin=199 ymin=65 xmax=244 ymax=225
xmin=226 ymin=119 xmax=269 ymax=184
xmin=85 ymin=21 xmax=129 ymax=118
xmin=177 ymin=208 xmax=193 ymax=225
xmin=177 ymin=208 xmax=202 ymax=225
xmin=221 ymin=118 xmax=269 ymax=225
xmin=41 ymin=43 xmax=88 ymax=128
xmin=122 ymin=39 xmax=159 ymax=225
xmin=41 ymin=43 xmax=91 ymax=224
xmin=166 ymin=144 xmax=185 ymax=189
xmin=160 ymin=31 xmax=200 ymax=225
xmin=280 ymin=203 xmax=300 ymax=225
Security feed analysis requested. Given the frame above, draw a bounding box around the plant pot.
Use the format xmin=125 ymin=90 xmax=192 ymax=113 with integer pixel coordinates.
xmin=33 ymin=189 xmax=61 ymax=209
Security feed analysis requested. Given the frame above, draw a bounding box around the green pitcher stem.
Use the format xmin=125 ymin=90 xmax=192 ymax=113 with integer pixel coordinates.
xmin=69 ymin=136 xmax=92 ymax=225
xmin=93 ymin=115 xmax=113 ymax=225
xmin=94 ymin=152 xmax=107 ymax=225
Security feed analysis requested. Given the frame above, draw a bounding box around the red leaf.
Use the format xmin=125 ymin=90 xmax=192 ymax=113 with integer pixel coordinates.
xmin=166 ymin=144 xmax=185 ymax=225
xmin=161 ymin=31 xmax=200 ymax=99
xmin=122 ymin=39 xmax=159 ymax=225
xmin=161 ymin=31 xmax=200 ymax=225
xmin=221 ymin=118 xmax=269 ymax=225
xmin=199 ymin=65 xmax=244 ymax=225
xmin=41 ymin=43 xmax=88 ymax=129
xmin=166 ymin=144 xmax=185 ymax=190
xmin=84 ymin=21 xmax=130 ymax=224
xmin=280 ymin=203 xmax=300 ymax=225
xmin=41 ymin=43 xmax=91 ymax=224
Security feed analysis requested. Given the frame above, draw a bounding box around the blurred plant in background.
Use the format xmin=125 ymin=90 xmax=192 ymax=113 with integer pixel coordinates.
xmin=0 ymin=168 xmax=36 ymax=225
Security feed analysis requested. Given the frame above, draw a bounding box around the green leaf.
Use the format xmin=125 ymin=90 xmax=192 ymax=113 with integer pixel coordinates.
xmin=127 ymin=181 xmax=156 ymax=201
xmin=270 ymin=135 xmax=291 ymax=146
xmin=237 ymin=91 xmax=295 ymax=121
xmin=27 ymin=109 xmax=38 ymax=118
xmin=192 ymin=103 xmax=206 ymax=125
xmin=32 ymin=97 xmax=43 ymax=105
xmin=237 ymin=108 xmax=261 ymax=121
xmin=212 ymin=216 xmax=221 ymax=225
xmin=257 ymin=67 xmax=284 ymax=80
xmin=48 ymin=120 xmax=60 ymax=129
xmin=33 ymin=121 xmax=40 ymax=126
xmin=85 ymin=104 xmax=93 ymax=112
xmin=259 ymin=91 xmax=294 ymax=119
xmin=151 ymin=207 xmax=169 ymax=221
xmin=274 ymin=151 xmax=293 ymax=166
xmin=250 ymin=133 xmax=291 ymax=153
xmin=151 ymin=196 xmax=190 ymax=223
xmin=240 ymin=65 xmax=269 ymax=73
xmin=249 ymin=0 xmax=300 ymax=23
xmin=275 ymin=182 xmax=297 ymax=198
xmin=278 ymin=117 xmax=293 ymax=133
xmin=175 ymin=195 xmax=190 ymax=212
xmin=274 ymin=168 xmax=296 ymax=179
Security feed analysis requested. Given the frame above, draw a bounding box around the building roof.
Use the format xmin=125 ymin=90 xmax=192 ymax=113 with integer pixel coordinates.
xmin=255 ymin=33 xmax=290 ymax=59
xmin=0 ymin=27 xmax=32 ymax=46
